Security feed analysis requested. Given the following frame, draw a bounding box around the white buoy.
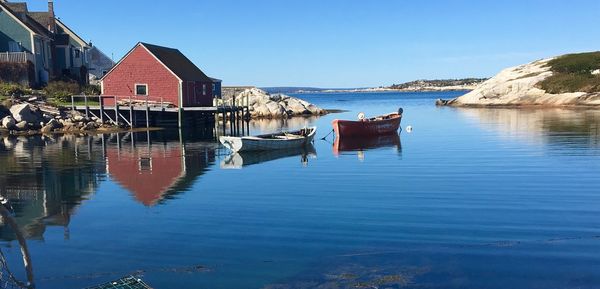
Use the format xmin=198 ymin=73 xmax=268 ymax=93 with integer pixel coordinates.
xmin=406 ymin=126 xmax=413 ymax=133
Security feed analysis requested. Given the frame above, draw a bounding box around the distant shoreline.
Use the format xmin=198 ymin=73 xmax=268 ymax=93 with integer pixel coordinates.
xmin=290 ymin=87 xmax=475 ymax=94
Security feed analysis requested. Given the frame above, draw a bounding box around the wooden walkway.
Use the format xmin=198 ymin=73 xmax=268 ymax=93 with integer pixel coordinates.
xmin=70 ymin=94 xmax=249 ymax=129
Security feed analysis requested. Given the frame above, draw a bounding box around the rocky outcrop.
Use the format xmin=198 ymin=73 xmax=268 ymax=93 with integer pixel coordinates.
xmin=1 ymin=101 xmax=117 ymax=135
xmin=224 ymin=88 xmax=326 ymax=118
xmin=439 ymin=57 xmax=600 ymax=107
xmin=9 ymin=103 xmax=42 ymax=123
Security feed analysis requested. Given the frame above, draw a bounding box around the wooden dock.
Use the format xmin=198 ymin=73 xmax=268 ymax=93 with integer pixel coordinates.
xmin=70 ymin=94 xmax=250 ymax=133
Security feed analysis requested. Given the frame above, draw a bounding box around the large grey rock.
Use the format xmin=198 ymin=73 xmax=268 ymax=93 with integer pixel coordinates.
xmin=306 ymin=104 xmax=323 ymax=115
xmin=265 ymin=102 xmax=286 ymax=117
xmin=286 ymin=98 xmax=309 ymax=115
xmin=10 ymin=103 xmax=41 ymax=123
xmin=253 ymin=105 xmax=271 ymax=117
xmin=448 ymin=56 xmax=600 ymax=106
xmin=2 ymin=116 xmax=16 ymax=130
xmin=228 ymin=88 xmax=326 ymax=118
xmin=15 ymin=121 xmax=28 ymax=131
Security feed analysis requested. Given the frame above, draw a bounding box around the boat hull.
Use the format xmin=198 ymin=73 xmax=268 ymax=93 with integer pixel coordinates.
xmin=332 ymin=113 xmax=401 ymax=137
xmin=219 ymin=127 xmax=317 ymax=152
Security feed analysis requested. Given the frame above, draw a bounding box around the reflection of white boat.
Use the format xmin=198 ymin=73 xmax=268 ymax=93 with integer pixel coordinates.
xmin=219 ymin=127 xmax=317 ymax=152
xmin=221 ymin=144 xmax=317 ymax=169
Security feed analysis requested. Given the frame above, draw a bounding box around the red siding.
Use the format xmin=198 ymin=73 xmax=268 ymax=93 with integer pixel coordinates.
xmin=102 ymin=46 xmax=181 ymax=107
xmin=182 ymin=81 xmax=213 ymax=107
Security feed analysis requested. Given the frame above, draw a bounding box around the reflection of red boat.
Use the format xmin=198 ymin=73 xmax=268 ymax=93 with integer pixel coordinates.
xmin=333 ymin=133 xmax=401 ymax=156
xmin=332 ymin=109 xmax=402 ymax=137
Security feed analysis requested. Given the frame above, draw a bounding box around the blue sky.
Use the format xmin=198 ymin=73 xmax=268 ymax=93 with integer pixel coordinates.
xmin=26 ymin=0 xmax=600 ymax=87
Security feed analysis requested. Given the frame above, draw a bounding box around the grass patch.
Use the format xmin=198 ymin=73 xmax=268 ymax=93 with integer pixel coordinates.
xmin=47 ymin=97 xmax=100 ymax=107
xmin=538 ymin=51 xmax=600 ymax=94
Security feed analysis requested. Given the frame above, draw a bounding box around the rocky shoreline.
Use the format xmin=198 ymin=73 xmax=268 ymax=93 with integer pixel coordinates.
xmin=1 ymin=88 xmax=327 ymax=136
xmin=436 ymin=54 xmax=600 ymax=107
xmin=0 ymin=101 xmax=124 ymax=136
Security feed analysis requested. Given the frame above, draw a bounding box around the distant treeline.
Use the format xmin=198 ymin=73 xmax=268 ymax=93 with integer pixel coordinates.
xmin=388 ymin=78 xmax=488 ymax=89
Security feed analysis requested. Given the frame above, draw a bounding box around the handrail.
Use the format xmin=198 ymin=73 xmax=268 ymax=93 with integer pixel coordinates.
xmin=70 ymin=95 xmax=172 ymax=108
xmin=0 ymin=52 xmax=34 ymax=63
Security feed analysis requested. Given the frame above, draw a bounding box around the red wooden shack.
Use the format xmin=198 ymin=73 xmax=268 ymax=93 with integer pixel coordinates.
xmin=101 ymin=42 xmax=216 ymax=107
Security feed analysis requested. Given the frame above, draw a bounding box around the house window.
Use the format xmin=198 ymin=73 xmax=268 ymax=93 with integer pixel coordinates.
xmin=135 ymin=84 xmax=148 ymax=96
xmin=75 ymin=49 xmax=80 ymax=58
xmin=202 ymin=84 xmax=206 ymax=96
xmin=8 ymin=41 xmax=21 ymax=52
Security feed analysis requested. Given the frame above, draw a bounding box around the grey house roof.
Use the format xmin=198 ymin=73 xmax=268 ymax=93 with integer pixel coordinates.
xmin=0 ymin=1 xmax=52 ymax=39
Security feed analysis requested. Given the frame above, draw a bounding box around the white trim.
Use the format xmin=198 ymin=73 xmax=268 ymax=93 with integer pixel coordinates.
xmin=0 ymin=4 xmax=38 ymax=36
xmin=134 ymin=83 xmax=149 ymax=96
xmin=30 ymin=34 xmax=35 ymax=54
xmin=178 ymin=80 xmax=183 ymax=107
xmin=55 ymin=19 xmax=89 ymax=48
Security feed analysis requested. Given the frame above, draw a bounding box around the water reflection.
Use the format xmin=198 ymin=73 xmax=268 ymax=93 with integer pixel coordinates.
xmin=247 ymin=116 xmax=320 ymax=134
xmin=333 ymin=133 xmax=402 ymax=159
xmin=105 ymin=133 xmax=216 ymax=206
xmin=456 ymin=108 xmax=600 ymax=150
xmin=0 ymin=135 xmax=105 ymax=241
xmin=221 ymin=144 xmax=317 ymax=169
xmin=0 ymin=130 xmax=218 ymax=241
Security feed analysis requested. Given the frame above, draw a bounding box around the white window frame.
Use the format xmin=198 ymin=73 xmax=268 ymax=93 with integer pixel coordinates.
xmin=202 ymin=84 xmax=206 ymax=96
xmin=135 ymin=83 xmax=148 ymax=96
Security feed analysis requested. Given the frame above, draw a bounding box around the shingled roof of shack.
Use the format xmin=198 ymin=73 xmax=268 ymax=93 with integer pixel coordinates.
xmin=139 ymin=42 xmax=213 ymax=82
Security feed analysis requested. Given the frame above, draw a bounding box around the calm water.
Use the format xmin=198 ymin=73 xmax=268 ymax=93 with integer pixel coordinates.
xmin=2 ymin=91 xmax=600 ymax=288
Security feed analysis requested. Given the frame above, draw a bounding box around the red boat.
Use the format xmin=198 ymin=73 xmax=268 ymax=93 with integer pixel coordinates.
xmin=332 ymin=108 xmax=403 ymax=137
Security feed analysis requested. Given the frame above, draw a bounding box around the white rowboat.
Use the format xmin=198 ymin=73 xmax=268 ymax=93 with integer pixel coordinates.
xmin=219 ymin=127 xmax=317 ymax=152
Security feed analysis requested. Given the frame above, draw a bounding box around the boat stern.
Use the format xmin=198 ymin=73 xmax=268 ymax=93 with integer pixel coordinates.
xmin=219 ymin=136 xmax=243 ymax=152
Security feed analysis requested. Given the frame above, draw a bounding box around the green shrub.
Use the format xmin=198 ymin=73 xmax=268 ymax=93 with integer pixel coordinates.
xmin=0 ymin=82 xmax=28 ymax=97
xmin=539 ymin=73 xmax=600 ymax=94
xmin=545 ymin=52 xmax=600 ymax=74
xmin=82 ymin=84 xmax=101 ymax=95
xmin=44 ymin=81 xmax=80 ymax=102
xmin=537 ymin=51 xmax=600 ymax=94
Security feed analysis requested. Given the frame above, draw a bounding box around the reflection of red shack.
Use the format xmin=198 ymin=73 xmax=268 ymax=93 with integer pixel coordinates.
xmin=107 ymin=144 xmax=184 ymax=206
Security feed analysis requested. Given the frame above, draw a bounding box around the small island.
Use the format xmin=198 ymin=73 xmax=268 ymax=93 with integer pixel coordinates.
xmin=437 ymin=51 xmax=600 ymax=107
